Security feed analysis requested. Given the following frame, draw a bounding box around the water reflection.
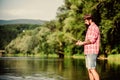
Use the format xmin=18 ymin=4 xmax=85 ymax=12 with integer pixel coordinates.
xmin=97 ymin=60 xmax=120 ymax=80
xmin=0 ymin=57 xmax=120 ymax=80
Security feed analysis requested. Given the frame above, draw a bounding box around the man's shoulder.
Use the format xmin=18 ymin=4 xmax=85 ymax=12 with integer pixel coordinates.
xmin=91 ymin=22 xmax=98 ymax=27
xmin=91 ymin=23 xmax=99 ymax=29
xmin=88 ymin=23 xmax=100 ymax=33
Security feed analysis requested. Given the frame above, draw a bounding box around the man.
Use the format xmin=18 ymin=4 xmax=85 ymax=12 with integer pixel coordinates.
xmin=76 ymin=14 xmax=100 ymax=80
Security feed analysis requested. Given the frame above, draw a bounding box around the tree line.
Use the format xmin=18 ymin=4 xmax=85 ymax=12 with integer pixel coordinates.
xmin=0 ymin=24 xmax=41 ymax=49
xmin=1 ymin=0 xmax=120 ymax=58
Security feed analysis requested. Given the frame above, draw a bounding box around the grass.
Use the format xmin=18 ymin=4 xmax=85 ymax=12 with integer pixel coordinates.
xmin=3 ymin=53 xmax=120 ymax=64
xmin=3 ymin=53 xmax=59 ymax=58
xmin=107 ymin=54 xmax=120 ymax=65
xmin=108 ymin=54 xmax=120 ymax=59
xmin=3 ymin=53 xmax=85 ymax=59
xmin=71 ymin=54 xmax=85 ymax=59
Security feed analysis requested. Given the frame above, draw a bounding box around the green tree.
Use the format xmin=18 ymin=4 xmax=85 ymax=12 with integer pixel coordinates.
xmin=5 ymin=0 xmax=120 ymax=58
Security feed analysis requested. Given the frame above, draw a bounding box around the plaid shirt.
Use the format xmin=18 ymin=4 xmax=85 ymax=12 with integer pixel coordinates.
xmin=84 ymin=22 xmax=100 ymax=54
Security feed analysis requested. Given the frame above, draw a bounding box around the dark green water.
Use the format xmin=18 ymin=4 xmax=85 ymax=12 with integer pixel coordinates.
xmin=0 ymin=57 xmax=120 ymax=80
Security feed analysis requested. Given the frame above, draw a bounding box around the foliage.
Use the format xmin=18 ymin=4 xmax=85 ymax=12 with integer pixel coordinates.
xmin=0 ymin=24 xmax=41 ymax=49
xmin=4 ymin=0 xmax=120 ymax=57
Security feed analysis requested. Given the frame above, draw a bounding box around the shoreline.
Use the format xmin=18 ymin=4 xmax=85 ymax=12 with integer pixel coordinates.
xmin=1 ymin=53 xmax=120 ymax=59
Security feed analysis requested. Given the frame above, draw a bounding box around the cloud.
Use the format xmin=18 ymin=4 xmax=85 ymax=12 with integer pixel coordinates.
xmin=0 ymin=0 xmax=64 ymax=20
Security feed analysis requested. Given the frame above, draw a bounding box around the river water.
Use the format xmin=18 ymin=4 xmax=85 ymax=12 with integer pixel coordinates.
xmin=0 ymin=57 xmax=120 ymax=80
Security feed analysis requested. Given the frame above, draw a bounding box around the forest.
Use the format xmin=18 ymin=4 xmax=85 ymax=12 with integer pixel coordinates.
xmin=0 ymin=0 xmax=120 ymax=58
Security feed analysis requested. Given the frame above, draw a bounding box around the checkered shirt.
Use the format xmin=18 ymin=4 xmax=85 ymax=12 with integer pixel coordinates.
xmin=84 ymin=22 xmax=100 ymax=54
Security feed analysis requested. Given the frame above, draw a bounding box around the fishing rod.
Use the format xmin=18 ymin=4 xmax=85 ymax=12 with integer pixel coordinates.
xmin=67 ymin=35 xmax=77 ymax=42
xmin=64 ymin=33 xmax=78 ymax=42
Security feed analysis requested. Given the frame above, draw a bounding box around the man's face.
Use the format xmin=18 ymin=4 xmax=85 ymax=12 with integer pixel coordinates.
xmin=84 ymin=19 xmax=90 ymax=27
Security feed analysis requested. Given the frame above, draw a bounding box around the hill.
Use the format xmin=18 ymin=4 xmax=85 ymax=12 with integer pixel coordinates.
xmin=0 ymin=19 xmax=46 ymax=25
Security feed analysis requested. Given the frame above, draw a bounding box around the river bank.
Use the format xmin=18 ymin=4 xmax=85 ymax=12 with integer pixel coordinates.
xmin=2 ymin=53 xmax=120 ymax=60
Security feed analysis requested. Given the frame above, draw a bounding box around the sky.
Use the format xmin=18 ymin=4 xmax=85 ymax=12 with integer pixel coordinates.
xmin=0 ymin=0 xmax=64 ymax=21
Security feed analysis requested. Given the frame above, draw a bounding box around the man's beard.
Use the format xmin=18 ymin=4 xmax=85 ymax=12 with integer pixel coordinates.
xmin=85 ymin=24 xmax=90 ymax=28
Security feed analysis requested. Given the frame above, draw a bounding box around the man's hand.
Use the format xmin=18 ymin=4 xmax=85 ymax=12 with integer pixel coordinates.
xmin=76 ymin=39 xmax=91 ymax=46
xmin=76 ymin=40 xmax=83 ymax=46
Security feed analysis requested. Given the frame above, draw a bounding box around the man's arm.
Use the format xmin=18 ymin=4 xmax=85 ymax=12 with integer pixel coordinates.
xmin=76 ymin=39 xmax=91 ymax=46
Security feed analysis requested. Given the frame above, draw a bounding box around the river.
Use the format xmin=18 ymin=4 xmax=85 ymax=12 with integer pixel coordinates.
xmin=0 ymin=57 xmax=120 ymax=80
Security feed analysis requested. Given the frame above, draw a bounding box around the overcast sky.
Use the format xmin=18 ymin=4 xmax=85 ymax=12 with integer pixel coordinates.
xmin=0 ymin=0 xmax=64 ymax=21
